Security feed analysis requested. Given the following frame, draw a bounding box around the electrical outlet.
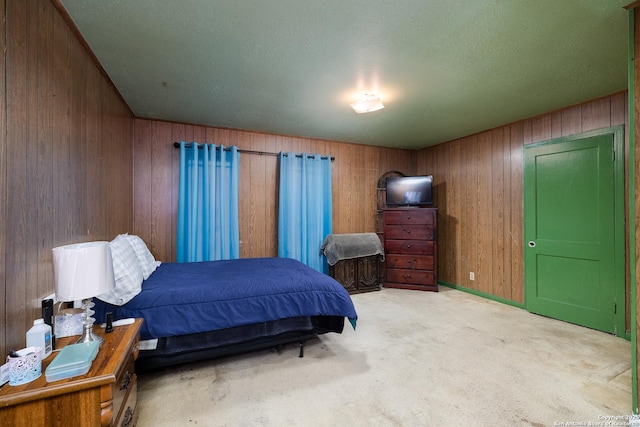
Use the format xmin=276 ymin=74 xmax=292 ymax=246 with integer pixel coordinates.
xmin=34 ymin=292 xmax=57 ymax=309
xmin=44 ymin=293 xmax=56 ymax=304
xmin=469 ymin=272 xmax=475 ymax=281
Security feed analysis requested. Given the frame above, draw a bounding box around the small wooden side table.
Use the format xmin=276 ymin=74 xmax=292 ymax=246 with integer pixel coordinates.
xmin=0 ymin=318 xmax=142 ymax=427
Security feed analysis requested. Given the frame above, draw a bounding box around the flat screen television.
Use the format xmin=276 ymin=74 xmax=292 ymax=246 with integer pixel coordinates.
xmin=385 ymin=175 xmax=433 ymax=206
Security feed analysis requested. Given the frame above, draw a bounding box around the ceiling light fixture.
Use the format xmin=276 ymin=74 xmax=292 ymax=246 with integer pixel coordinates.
xmin=350 ymin=93 xmax=385 ymax=113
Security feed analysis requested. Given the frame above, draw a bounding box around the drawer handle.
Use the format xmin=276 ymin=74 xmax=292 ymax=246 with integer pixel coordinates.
xmin=403 ymin=228 xmax=411 ymax=234
xmin=121 ymin=371 xmax=132 ymax=391
xmin=122 ymin=407 xmax=134 ymax=427
xmin=406 ymin=244 xmax=411 ymax=248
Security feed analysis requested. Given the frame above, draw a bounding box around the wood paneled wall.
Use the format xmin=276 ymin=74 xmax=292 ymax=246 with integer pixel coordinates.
xmin=1 ymin=0 xmax=632 ymax=385
xmin=133 ymin=119 xmax=416 ymax=261
xmin=632 ymin=5 xmax=640 ymax=412
xmin=416 ymin=92 xmax=629 ymax=312
xmin=0 ymin=0 xmax=134 ymax=358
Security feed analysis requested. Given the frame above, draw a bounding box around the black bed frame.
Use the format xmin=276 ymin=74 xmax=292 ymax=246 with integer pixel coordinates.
xmin=135 ymin=315 xmax=345 ymax=372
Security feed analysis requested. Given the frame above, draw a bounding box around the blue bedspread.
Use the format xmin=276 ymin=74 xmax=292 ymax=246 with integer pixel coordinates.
xmin=93 ymin=257 xmax=357 ymax=340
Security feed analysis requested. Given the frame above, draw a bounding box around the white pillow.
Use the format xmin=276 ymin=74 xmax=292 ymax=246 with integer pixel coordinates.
xmin=125 ymin=234 xmax=161 ymax=279
xmin=97 ymin=234 xmax=144 ymax=305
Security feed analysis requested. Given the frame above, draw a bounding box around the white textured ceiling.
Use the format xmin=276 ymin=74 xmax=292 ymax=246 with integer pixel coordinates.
xmin=59 ymin=0 xmax=629 ymax=149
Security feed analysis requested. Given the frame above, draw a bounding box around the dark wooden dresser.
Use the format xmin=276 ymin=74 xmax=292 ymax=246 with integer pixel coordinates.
xmin=382 ymin=207 xmax=438 ymax=291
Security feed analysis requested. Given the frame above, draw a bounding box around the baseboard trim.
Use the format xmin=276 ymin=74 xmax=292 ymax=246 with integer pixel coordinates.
xmin=438 ymin=281 xmax=631 ymax=341
xmin=438 ymin=281 xmax=524 ymax=310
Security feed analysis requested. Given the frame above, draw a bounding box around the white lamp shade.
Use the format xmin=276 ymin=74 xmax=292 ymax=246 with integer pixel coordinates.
xmin=52 ymin=241 xmax=116 ymax=302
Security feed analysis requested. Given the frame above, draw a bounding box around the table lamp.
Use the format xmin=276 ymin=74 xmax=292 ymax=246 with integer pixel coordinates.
xmin=52 ymin=241 xmax=115 ymax=345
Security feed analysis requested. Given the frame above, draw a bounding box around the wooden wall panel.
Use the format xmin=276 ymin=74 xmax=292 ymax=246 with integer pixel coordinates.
xmin=337 ymin=143 xmax=354 ymax=232
xmin=476 ymin=131 xmax=492 ymax=294
xmin=418 ymin=92 xmax=628 ymax=313
xmin=509 ymin=122 xmax=525 ymax=304
xmin=133 ymin=119 xmax=415 ymax=261
xmin=26 ymin=1 xmax=41 ymax=312
xmin=448 ymin=140 xmax=462 ymax=285
xmin=249 ymin=133 xmax=268 ymax=256
xmin=150 ymin=122 xmax=174 ymax=261
xmin=133 ymin=118 xmax=153 ymax=240
xmin=6 ymin=0 xmax=29 ymax=351
xmin=531 ymin=114 xmax=552 ymax=144
xmin=633 ymin=6 xmax=640 ymax=409
xmin=0 ymin=0 xmax=5 ymax=370
xmin=236 ymin=130 xmax=253 ymax=256
xmin=364 ymin=145 xmax=379 ymax=238
xmin=491 ymin=128 xmax=506 ymax=297
xmin=582 ymin=97 xmax=613 ymax=132
xmin=463 ymin=135 xmax=478 ymax=289
xmin=434 ymin=143 xmax=449 ymax=283
xmin=561 ymin=106 xmax=583 ymax=137
xmin=0 ymin=0 xmax=134 ymax=358
xmin=551 ymin=111 xmax=563 ymax=139
xmin=39 ymin=0 xmax=58 ymax=309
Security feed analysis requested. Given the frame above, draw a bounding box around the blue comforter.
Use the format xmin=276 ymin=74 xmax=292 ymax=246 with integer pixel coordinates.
xmin=93 ymin=257 xmax=358 ymax=340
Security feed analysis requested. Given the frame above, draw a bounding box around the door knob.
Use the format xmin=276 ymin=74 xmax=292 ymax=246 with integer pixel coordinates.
xmin=528 ymin=241 xmax=536 ymax=248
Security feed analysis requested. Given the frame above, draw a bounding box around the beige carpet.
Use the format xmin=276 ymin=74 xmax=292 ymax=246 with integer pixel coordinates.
xmin=135 ymin=287 xmax=631 ymax=427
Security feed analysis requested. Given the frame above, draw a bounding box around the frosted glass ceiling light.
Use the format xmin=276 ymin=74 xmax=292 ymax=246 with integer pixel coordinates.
xmin=350 ymin=93 xmax=384 ymax=113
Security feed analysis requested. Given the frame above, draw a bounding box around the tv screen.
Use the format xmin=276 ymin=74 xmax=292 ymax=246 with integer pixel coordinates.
xmin=385 ymin=175 xmax=433 ymax=206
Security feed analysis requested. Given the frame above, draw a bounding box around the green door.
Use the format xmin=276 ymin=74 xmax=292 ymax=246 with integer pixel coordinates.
xmin=524 ymin=133 xmax=616 ymax=334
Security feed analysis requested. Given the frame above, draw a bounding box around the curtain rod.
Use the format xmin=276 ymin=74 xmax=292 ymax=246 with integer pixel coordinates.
xmin=173 ymin=142 xmax=334 ymax=161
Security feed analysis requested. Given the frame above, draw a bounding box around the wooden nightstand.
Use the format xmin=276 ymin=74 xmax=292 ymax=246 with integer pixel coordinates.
xmin=0 ymin=318 xmax=142 ymax=427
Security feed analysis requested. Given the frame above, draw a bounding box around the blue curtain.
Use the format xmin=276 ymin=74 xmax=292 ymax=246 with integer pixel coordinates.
xmin=177 ymin=141 xmax=240 ymax=262
xmin=278 ymin=152 xmax=332 ymax=272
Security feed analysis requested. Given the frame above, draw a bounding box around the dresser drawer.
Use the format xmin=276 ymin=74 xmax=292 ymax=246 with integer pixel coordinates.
xmin=385 ymin=254 xmax=434 ymax=270
xmin=385 ymin=239 xmax=434 ymax=255
xmin=384 ymin=225 xmax=434 ymax=240
xmin=384 ymin=209 xmax=434 ymax=225
xmin=386 ymin=268 xmax=435 ymax=285
xmin=113 ymin=355 xmax=136 ymax=424
xmin=114 ymin=373 xmax=138 ymax=427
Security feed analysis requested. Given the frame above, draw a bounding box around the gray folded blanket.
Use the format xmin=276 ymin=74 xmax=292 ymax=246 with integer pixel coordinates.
xmin=321 ymin=233 xmax=385 ymax=266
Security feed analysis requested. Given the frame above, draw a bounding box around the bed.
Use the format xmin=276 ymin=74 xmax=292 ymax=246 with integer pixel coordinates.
xmin=92 ymin=250 xmax=358 ymax=371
